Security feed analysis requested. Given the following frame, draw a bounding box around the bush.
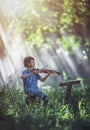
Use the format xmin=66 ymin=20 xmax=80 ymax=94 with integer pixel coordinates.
xmin=0 ymin=86 xmax=90 ymax=130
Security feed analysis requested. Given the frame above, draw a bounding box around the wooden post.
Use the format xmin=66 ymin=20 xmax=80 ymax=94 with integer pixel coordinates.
xmin=59 ymin=80 xmax=81 ymax=103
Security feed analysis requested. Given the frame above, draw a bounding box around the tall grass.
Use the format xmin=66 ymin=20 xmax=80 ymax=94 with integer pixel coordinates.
xmin=0 ymin=85 xmax=90 ymax=130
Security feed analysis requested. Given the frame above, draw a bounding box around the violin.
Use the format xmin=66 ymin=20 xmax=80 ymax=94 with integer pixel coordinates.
xmin=33 ymin=69 xmax=60 ymax=75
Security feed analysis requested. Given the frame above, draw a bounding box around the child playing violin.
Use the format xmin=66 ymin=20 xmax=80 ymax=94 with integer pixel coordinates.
xmin=21 ymin=56 xmax=55 ymax=106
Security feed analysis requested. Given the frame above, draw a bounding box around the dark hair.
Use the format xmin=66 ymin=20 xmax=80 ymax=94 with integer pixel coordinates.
xmin=24 ymin=56 xmax=34 ymax=67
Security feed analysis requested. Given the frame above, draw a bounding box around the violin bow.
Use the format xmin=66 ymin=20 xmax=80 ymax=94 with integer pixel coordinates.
xmin=40 ymin=65 xmax=48 ymax=69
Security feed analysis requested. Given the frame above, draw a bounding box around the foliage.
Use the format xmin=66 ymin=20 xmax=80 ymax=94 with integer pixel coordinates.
xmin=8 ymin=0 xmax=90 ymax=60
xmin=0 ymin=84 xmax=90 ymax=130
xmin=2 ymin=0 xmax=88 ymax=76
xmin=1 ymin=0 xmax=90 ymax=58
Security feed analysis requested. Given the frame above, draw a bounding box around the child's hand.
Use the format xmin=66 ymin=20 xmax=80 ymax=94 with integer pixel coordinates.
xmin=33 ymin=70 xmax=38 ymax=74
xmin=50 ymin=70 xmax=56 ymax=74
xmin=47 ymin=70 xmax=55 ymax=75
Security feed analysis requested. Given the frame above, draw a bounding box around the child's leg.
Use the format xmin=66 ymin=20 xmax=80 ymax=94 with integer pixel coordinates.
xmin=25 ymin=93 xmax=36 ymax=106
xmin=42 ymin=95 xmax=49 ymax=106
xmin=35 ymin=91 xmax=49 ymax=106
xmin=25 ymin=94 xmax=30 ymax=106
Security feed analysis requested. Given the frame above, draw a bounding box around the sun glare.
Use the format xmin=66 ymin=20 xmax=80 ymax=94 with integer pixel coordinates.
xmin=0 ymin=0 xmax=89 ymax=88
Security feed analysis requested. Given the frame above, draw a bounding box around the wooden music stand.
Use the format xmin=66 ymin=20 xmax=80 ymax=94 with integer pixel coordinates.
xmin=59 ymin=80 xmax=81 ymax=103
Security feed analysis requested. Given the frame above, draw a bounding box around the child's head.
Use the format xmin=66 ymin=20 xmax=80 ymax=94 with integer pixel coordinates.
xmin=24 ymin=56 xmax=35 ymax=68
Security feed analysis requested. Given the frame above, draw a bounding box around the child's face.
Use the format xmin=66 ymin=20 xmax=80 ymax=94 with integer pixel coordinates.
xmin=28 ymin=59 xmax=35 ymax=68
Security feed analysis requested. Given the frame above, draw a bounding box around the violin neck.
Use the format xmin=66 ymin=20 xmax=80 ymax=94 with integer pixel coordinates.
xmin=55 ymin=71 xmax=60 ymax=75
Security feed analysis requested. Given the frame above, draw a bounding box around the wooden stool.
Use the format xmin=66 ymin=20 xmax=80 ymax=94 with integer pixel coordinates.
xmin=25 ymin=95 xmax=36 ymax=106
xmin=59 ymin=80 xmax=81 ymax=103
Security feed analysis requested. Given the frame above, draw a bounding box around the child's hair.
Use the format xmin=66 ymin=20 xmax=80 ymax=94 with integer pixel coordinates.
xmin=24 ymin=56 xmax=34 ymax=67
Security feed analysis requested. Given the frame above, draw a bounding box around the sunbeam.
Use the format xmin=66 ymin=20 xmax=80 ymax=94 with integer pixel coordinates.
xmin=0 ymin=0 xmax=90 ymax=89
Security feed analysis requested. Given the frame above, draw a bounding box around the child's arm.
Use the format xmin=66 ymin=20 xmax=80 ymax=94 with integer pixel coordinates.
xmin=21 ymin=71 xmax=34 ymax=79
xmin=39 ymin=71 xmax=54 ymax=82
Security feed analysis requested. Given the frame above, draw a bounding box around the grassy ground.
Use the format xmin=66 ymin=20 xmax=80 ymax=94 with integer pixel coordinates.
xmin=0 ymin=85 xmax=90 ymax=130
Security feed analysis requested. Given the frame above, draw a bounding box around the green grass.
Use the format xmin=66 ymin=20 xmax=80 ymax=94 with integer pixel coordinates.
xmin=0 ymin=85 xmax=90 ymax=130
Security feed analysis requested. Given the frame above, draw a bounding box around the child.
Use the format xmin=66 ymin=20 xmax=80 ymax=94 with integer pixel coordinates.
xmin=21 ymin=56 xmax=55 ymax=106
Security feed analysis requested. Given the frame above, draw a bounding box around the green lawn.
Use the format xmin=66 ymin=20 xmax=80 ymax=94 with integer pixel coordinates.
xmin=0 ymin=85 xmax=90 ymax=130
